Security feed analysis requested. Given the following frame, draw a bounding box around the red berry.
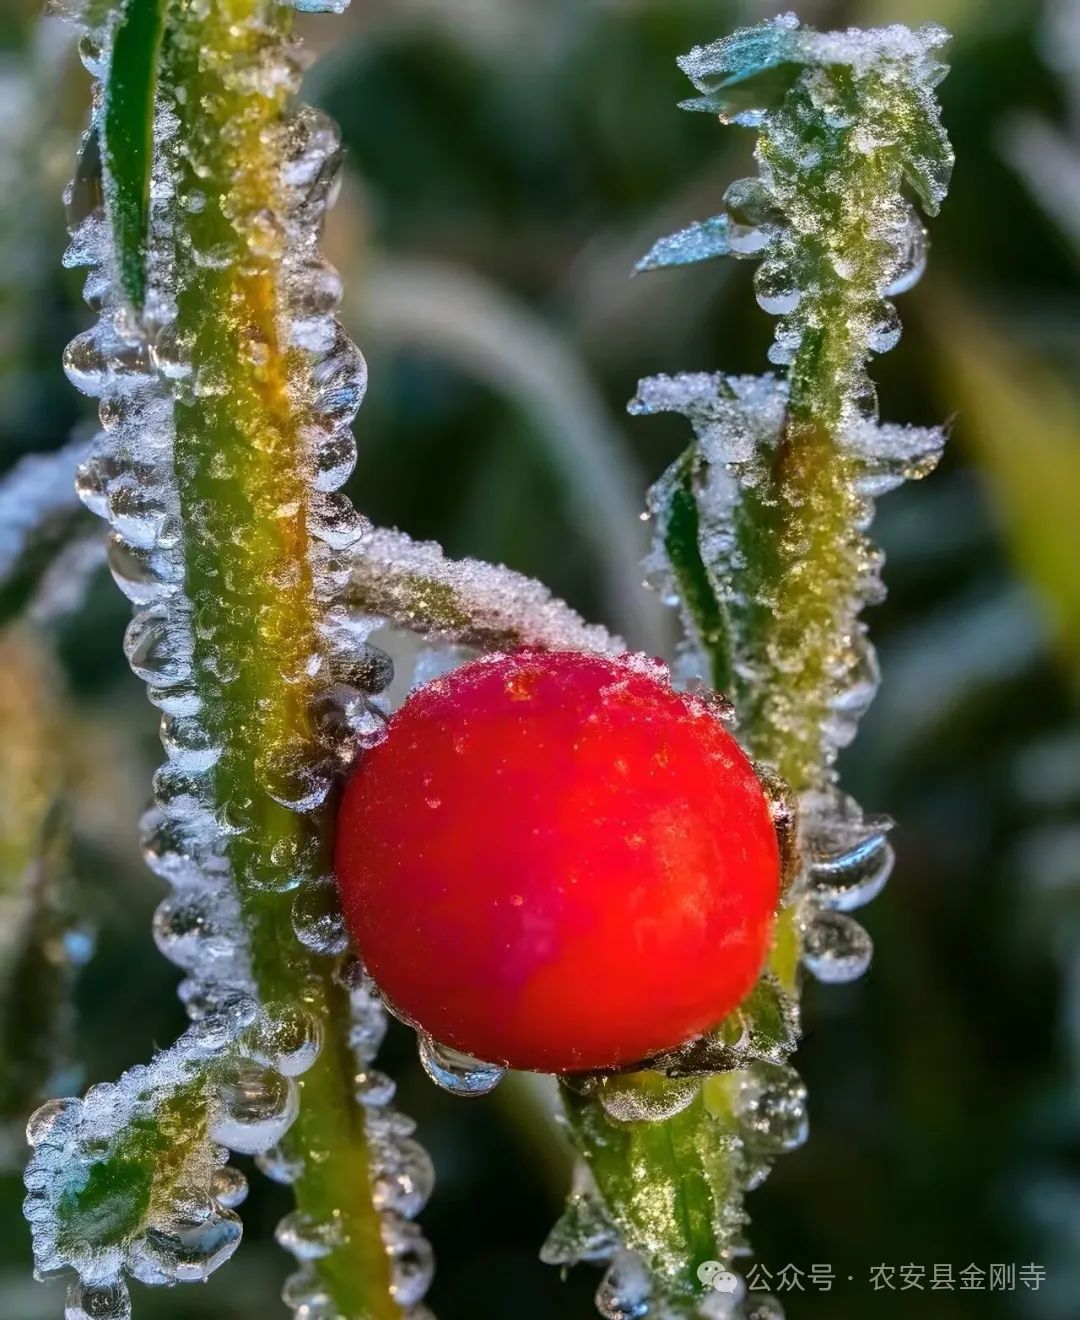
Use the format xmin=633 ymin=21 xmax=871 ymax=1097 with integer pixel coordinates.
xmin=335 ymin=649 xmax=780 ymax=1073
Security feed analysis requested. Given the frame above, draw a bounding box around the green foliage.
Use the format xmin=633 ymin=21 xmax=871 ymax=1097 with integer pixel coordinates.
xmin=103 ymin=0 xmax=166 ymax=308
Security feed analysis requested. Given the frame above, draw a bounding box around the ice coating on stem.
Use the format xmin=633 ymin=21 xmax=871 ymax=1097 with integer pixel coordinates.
xmin=553 ymin=18 xmax=952 ymax=1315
xmin=27 ymin=0 xmax=427 ymax=1315
xmin=346 ymin=525 xmax=623 ymax=655
xmin=632 ymin=371 xmax=944 ymax=776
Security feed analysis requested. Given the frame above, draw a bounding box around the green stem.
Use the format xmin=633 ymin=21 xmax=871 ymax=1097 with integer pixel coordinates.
xmin=163 ymin=0 xmax=397 ymax=1312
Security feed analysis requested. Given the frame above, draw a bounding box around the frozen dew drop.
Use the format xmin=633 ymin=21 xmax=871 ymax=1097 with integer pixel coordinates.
xmin=281 ymin=1265 xmax=331 ymax=1313
xmin=140 ymin=807 xmax=219 ymax=886
xmin=64 ymin=1278 xmax=131 ymax=1320
xmin=354 ymin=1067 xmax=397 ymax=1107
xmin=75 ymin=448 xmax=117 ymax=517
xmin=160 ymin=714 xmax=223 ymax=772
xmin=309 ymin=491 xmax=368 ymax=551
xmin=596 ymin=1071 xmax=700 ymax=1124
xmin=63 ymin=330 xmax=110 ymax=396
xmin=256 ymin=1144 xmax=305 ymax=1186
xmin=334 ymin=642 xmax=394 ymax=696
xmin=307 ymin=424 xmax=357 ymax=492
xmin=106 ymin=473 xmax=170 ymax=548
xmin=371 ymin=1138 xmax=436 ymax=1220
xmin=134 ymin=1209 xmax=242 ymax=1283
xmin=723 ymin=176 xmax=776 ymax=227
xmin=292 ymin=878 xmax=350 ymax=955
xmin=884 ymin=210 xmax=928 ymax=296
xmin=803 ymin=813 xmax=894 ymax=911
xmin=866 ymin=301 xmax=902 ymax=354
xmin=209 ymin=1058 xmax=300 ymax=1155
xmin=26 ymin=1096 xmax=79 ymax=1147
xmin=383 ymin=1213 xmax=435 ymax=1308
xmin=347 ymin=984 xmax=389 ymax=1064
xmin=152 ymin=764 xmax=214 ymax=821
xmin=211 ymin=1166 xmax=249 ymax=1209
xmin=106 ymin=533 xmax=181 ymax=605
xmin=262 ymin=747 xmax=335 ymax=812
xmin=800 ymin=909 xmax=873 ymax=984
xmin=248 ymin=1003 xmax=323 ymax=1077
xmin=348 ymin=698 xmax=389 ymax=750
xmin=275 ymin=1209 xmax=343 ymax=1261
xmin=417 ymin=1035 xmax=506 ymax=1097
xmin=733 ymin=1062 xmax=808 ymax=1156
xmin=753 ymin=260 xmax=801 ymax=316
xmin=124 ymin=607 xmax=193 ymax=686
xmin=308 ymin=329 xmax=368 ymax=429
xmin=596 ymin=1250 xmax=652 ymax=1320
xmin=149 ymin=324 xmax=193 ymax=381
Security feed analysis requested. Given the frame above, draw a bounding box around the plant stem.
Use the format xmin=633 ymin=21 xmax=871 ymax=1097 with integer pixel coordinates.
xmin=164 ymin=0 xmax=397 ymax=1311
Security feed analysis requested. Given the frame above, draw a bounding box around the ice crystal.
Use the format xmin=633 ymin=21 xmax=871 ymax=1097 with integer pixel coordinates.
xmin=28 ymin=0 xmax=431 ymax=1313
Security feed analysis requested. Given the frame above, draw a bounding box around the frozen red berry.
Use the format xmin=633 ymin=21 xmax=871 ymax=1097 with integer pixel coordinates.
xmin=334 ymin=649 xmax=780 ymax=1073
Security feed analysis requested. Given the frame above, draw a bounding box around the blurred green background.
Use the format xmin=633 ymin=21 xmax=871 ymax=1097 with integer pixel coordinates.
xmin=1 ymin=0 xmax=1079 ymax=1317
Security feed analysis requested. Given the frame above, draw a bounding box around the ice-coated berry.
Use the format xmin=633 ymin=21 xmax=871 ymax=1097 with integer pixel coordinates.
xmin=335 ymin=649 xmax=780 ymax=1073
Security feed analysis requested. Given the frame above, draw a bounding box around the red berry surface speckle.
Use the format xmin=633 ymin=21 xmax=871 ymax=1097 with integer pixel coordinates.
xmin=335 ymin=649 xmax=780 ymax=1073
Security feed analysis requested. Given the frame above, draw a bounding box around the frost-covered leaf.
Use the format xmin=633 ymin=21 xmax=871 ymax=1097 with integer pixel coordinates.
xmin=103 ymin=0 xmax=167 ymax=308
xmin=635 ymin=216 xmax=731 ymax=272
xmin=560 ymin=1083 xmax=748 ymax=1297
xmin=24 ymin=1033 xmax=249 ymax=1300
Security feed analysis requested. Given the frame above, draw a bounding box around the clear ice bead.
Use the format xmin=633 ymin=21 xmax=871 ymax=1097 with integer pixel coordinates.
xmin=596 ymin=1250 xmax=652 ymax=1320
xmin=208 ymin=1059 xmax=300 ymax=1155
xmin=132 ymin=1210 xmax=242 ymax=1283
xmin=275 ymin=1210 xmax=343 ymax=1261
xmin=884 ymin=210 xmax=928 ymax=296
xmin=26 ymin=1096 xmax=79 ymax=1147
xmin=417 ymin=1035 xmax=505 ymax=1097
xmin=733 ymin=1063 xmax=808 ymax=1155
xmin=354 ymin=1067 xmax=397 ymax=1107
xmin=160 ymin=714 xmax=224 ymax=772
xmin=64 ymin=1278 xmax=131 ymax=1320
xmin=256 ymin=1144 xmax=305 ymax=1186
xmin=106 ymin=533 xmax=182 ymax=605
xmin=124 ymin=607 xmax=193 ymax=685
xmin=291 ymin=878 xmax=350 ymax=955
xmin=800 ymin=909 xmax=873 ymax=983
xmin=248 ymin=1004 xmax=323 ymax=1077
xmin=383 ymin=1213 xmax=435 ymax=1307
xmin=211 ymin=1166 xmax=249 ymax=1209
xmin=370 ymin=1139 xmax=435 ymax=1220
xmin=803 ymin=815 xmax=894 ymax=912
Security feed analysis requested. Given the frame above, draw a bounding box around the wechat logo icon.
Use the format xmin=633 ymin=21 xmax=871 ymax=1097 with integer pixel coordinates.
xmin=696 ymin=1260 xmax=739 ymax=1293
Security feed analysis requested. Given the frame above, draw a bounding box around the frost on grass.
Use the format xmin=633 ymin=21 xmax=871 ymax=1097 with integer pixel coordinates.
xmin=346 ymin=525 xmax=623 ymax=655
xmin=0 ymin=440 xmax=95 ymax=625
xmin=552 ymin=16 xmax=952 ymax=1316
xmin=28 ymin=0 xmax=431 ymax=1315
